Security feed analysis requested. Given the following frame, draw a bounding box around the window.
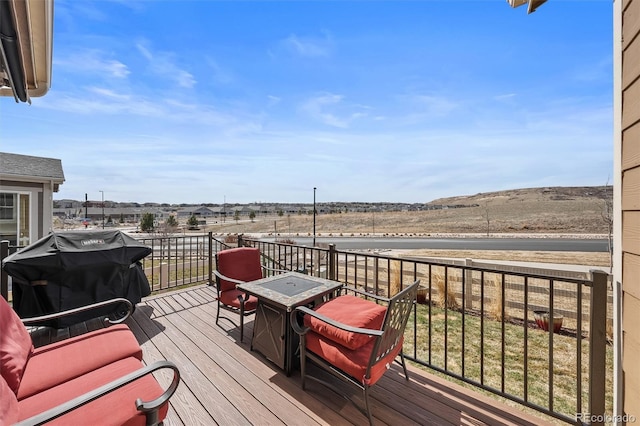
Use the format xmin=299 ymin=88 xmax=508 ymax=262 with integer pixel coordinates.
xmin=0 ymin=193 xmax=15 ymax=219
xmin=0 ymin=192 xmax=30 ymax=246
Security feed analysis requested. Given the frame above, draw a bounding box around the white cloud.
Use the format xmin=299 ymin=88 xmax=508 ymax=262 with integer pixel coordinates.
xmin=267 ymin=95 xmax=281 ymax=107
xmin=135 ymin=42 xmax=196 ymax=89
xmin=411 ymin=94 xmax=459 ymax=116
xmin=281 ymin=33 xmax=331 ymax=58
xmin=55 ymin=50 xmax=130 ymax=79
xmin=301 ymin=93 xmax=368 ymax=128
xmin=206 ymin=58 xmax=235 ymax=85
xmin=87 ymin=87 xmax=131 ymax=101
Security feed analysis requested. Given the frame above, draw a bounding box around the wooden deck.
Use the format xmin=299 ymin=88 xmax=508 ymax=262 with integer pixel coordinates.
xmin=113 ymin=284 xmax=550 ymax=426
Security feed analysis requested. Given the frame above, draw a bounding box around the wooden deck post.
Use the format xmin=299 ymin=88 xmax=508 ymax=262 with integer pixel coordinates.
xmin=464 ymin=258 xmax=474 ymax=309
xmin=589 ymin=270 xmax=608 ymax=426
xmin=328 ymin=244 xmax=336 ymax=281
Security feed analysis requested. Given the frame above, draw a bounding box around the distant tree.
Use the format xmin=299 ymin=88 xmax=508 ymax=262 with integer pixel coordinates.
xmin=277 ymin=210 xmax=284 ymax=217
xmin=166 ymin=215 xmax=178 ymax=228
xmin=119 ymin=213 xmax=125 ymax=223
xmin=187 ymin=215 xmax=199 ymax=229
xmin=249 ymin=211 xmax=256 ymax=222
xmin=140 ymin=213 xmax=155 ymax=232
xmin=106 ymin=215 xmax=113 ymax=224
xmin=159 ymin=215 xmax=179 ymax=235
xmin=234 ymin=210 xmax=240 ymax=223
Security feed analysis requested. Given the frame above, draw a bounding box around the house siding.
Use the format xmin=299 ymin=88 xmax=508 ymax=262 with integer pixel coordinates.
xmin=622 ymin=0 xmax=640 ymax=419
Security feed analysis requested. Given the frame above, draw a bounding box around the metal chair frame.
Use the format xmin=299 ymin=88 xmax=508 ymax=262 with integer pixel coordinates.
xmin=213 ymin=249 xmax=287 ymax=342
xmin=291 ymin=280 xmax=420 ymax=425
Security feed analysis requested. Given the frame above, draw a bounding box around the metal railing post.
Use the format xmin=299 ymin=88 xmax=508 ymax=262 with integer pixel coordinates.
xmin=208 ymin=232 xmax=213 ymax=285
xmin=238 ymin=234 xmax=243 ymax=248
xmin=589 ymin=270 xmax=608 ymax=426
xmin=1 ymin=240 xmax=9 ymax=301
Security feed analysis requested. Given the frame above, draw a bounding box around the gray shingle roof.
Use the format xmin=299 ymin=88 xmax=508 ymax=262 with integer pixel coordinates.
xmin=0 ymin=152 xmax=65 ymax=181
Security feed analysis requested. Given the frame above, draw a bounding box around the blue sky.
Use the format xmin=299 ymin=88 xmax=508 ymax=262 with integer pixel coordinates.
xmin=1 ymin=0 xmax=613 ymax=205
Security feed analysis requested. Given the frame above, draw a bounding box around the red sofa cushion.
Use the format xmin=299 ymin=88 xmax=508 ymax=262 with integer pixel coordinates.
xmin=218 ymin=289 xmax=258 ymax=310
xmin=0 ymin=377 xmax=19 ymax=425
xmin=304 ymin=295 xmax=387 ymax=350
xmin=0 ymin=297 xmax=34 ymax=395
xmin=17 ymin=356 xmax=169 ymax=426
xmin=217 ymin=248 xmax=262 ymax=292
xmin=17 ymin=324 xmax=143 ymax=400
xmin=306 ymin=331 xmax=403 ymax=386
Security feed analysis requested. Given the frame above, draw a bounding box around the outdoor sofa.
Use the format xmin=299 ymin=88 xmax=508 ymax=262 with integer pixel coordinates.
xmin=0 ymin=297 xmax=179 ymax=425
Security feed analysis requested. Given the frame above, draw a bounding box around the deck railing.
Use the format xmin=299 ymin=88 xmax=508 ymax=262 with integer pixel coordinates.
xmin=1 ymin=234 xmax=610 ymax=424
xmin=240 ymin=236 xmax=610 ymax=425
xmin=135 ymin=233 xmax=232 ymax=292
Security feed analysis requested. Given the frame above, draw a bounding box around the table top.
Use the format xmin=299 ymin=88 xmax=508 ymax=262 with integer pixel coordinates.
xmin=236 ymin=272 xmax=342 ymax=311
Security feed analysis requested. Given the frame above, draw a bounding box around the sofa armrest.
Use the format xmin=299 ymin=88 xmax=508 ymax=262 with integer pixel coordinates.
xmin=15 ymin=360 xmax=180 ymax=426
xmin=21 ymin=298 xmax=134 ymax=327
xmin=291 ymin=305 xmax=384 ymax=338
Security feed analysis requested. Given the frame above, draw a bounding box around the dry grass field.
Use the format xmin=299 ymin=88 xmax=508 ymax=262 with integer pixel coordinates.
xmin=207 ymin=186 xmax=612 ymax=266
xmin=209 ymin=186 xmax=611 ymax=236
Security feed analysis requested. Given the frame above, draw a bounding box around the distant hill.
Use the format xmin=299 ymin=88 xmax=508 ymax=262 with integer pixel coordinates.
xmin=427 ymin=186 xmax=612 ymax=207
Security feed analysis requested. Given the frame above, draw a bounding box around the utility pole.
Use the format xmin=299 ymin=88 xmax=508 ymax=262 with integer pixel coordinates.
xmin=99 ymin=190 xmax=105 ymax=229
xmin=313 ymin=187 xmax=317 ymax=247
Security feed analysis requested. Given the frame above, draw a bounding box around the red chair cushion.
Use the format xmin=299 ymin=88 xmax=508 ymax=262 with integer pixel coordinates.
xmin=219 ymin=289 xmax=258 ymax=311
xmin=304 ymin=295 xmax=387 ymax=350
xmin=17 ymin=324 xmax=143 ymax=400
xmin=306 ymin=331 xmax=403 ymax=386
xmin=17 ymin=357 xmax=169 ymax=426
xmin=0 ymin=297 xmax=34 ymax=395
xmin=0 ymin=376 xmax=19 ymax=425
xmin=217 ymin=248 xmax=263 ymax=292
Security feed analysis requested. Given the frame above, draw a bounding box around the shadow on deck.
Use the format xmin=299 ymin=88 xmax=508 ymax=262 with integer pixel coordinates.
xmin=123 ymin=284 xmax=552 ymax=426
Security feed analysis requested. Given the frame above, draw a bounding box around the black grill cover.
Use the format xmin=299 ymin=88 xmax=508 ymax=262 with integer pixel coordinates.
xmin=2 ymin=230 xmax=152 ymax=327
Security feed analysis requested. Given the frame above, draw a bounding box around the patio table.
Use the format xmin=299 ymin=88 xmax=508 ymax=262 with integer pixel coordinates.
xmin=237 ymin=271 xmax=342 ymax=375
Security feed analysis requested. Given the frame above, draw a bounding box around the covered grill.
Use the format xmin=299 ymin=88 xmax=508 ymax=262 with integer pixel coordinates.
xmin=2 ymin=230 xmax=152 ymax=327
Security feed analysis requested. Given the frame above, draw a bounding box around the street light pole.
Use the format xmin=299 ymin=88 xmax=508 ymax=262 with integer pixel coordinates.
xmin=99 ymin=190 xmax=104 ymax=229
xmin=313 ymin=187 xmax=316 ymax=247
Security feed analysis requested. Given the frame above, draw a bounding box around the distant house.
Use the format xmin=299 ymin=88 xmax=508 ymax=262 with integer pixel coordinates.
xmin=177 ymin=206 xmax=216 ymax=218
xmin=0 ymin=152 xmax=65 ymax=246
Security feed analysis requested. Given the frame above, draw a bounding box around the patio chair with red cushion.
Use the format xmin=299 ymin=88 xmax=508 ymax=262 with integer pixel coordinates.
xmin=291 ymin=279 xmax=420 ymax=425
xmin=213 ymin=247 xmax=286 ymax=342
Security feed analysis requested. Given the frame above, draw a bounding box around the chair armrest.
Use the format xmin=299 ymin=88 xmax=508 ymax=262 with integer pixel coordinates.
xmin=21 ymin=298 xmax=134 ymax=327
xmin=15 ymin=360 xmax=181 ymax=426
xmin=339 ymin=286 xmax=391 ymax=303
xmin=213 ymin=269 xmax=246 ymax=285
xmin=291 ymin=305 xmax=383 ymax=338
xmin=261 ymin=264 xmax=289 ymax=275
xmin=213 ymin=266 xmax=288 ymax=285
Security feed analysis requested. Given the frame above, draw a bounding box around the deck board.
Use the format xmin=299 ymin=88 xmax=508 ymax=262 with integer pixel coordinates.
xmin=27 ymin=284 xmax=553 ymax=425
xmin=130 ymin=284 xmax=551 ymax=426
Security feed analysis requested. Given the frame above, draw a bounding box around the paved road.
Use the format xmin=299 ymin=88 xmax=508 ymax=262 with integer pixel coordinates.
xmin=260 ymin=237 xmax=609 ymax=252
